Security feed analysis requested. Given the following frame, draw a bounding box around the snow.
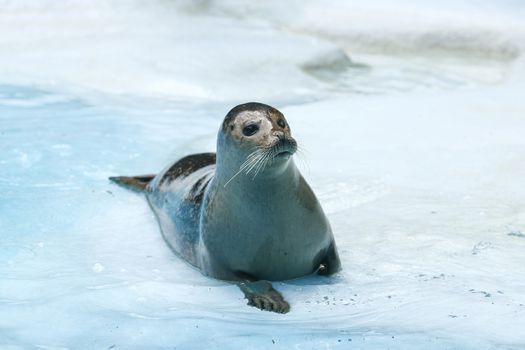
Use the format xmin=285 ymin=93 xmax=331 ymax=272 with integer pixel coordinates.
xmin=1 ymin=1 xmax=524 ymax=349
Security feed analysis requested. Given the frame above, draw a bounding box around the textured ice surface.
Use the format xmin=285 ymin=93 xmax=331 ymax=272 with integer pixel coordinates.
xmin=1 ymin=1 xmax=525 ymax=349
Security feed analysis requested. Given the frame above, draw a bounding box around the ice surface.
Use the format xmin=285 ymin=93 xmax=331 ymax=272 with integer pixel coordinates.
xmin=1 ymin=1 xmax=525 ymax=349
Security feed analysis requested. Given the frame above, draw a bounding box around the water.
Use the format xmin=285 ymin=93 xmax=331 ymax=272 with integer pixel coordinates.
xmin=1 ymin=1 xmax=525 ymax=349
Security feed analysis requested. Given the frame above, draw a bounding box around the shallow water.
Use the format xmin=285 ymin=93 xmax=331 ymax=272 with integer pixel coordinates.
xmin=1 ymin=1 xmax=525 ymax=349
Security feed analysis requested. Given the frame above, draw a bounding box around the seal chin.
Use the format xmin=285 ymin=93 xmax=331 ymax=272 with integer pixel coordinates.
xmin=271 ymin=136 xmax=297 ymax=161
xmin=275 ymin=150 xmax=293 ymax=159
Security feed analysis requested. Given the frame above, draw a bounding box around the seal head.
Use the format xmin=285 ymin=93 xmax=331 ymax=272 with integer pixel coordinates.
xmin=219 ymin=102 xmax=298 ymax=186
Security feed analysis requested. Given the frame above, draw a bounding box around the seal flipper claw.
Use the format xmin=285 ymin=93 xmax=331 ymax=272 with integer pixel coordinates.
xmin=239 ymin=280 xmax=290 ymax=314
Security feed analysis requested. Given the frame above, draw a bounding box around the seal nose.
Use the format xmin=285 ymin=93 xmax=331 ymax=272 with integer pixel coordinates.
xmin=273 ymin=130 xmax=285 ymax=140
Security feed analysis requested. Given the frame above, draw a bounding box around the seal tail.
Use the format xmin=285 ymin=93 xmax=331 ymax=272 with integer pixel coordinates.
xmin=109 ymin=174 xmax=155 ymax=192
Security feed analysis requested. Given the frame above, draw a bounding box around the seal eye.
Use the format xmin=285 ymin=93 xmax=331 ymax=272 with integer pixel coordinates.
xmin=242 ymin=124 xmax=259 ymax=137
xmin=277 ymin=118 xmax=286 ymax=129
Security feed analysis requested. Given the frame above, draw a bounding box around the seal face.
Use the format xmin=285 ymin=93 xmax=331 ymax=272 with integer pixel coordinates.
xmin=110 ymin=102 xmax=341 ymax=313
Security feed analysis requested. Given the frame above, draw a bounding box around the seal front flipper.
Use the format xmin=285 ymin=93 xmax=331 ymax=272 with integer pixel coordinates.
xmin=109 ymin=174 xmax=155 ymax=192
xmin=317 ymin=241 xmax=342 ymax=276
xmin=239 ymin=280 xmax=290 ymax=314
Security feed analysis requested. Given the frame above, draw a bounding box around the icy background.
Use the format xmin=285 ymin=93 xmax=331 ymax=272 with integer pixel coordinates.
xmin=1 ymin=1 xmax=525 ymax=349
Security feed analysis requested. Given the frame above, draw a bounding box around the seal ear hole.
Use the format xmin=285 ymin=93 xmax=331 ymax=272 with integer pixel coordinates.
xmin=242 ymin=124 xmax=259 ymax=137
xmin=277 ymin=118 xmax=286 ymax=129
xmin=230 ymin=124 xmax=234 ymax=131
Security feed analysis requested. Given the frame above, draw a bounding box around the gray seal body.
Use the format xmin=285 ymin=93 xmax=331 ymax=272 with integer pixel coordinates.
xmin=110 ymin=102 xmax=341 ymax=312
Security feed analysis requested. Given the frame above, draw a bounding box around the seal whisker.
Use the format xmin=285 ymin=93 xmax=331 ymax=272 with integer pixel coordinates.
xmin=224 ymin=149 xmax=264 ymax=187
xmin=242 ymin=156 xmax=262 ymax=174
xmin=250 ymin=155 xmax=266 ymax=179
xmin=243 ymin=150 xmax=265 ymax=175
xmin=246 ymin=152 xmax=264 ymax=179
xmin=246 ymin=146 xmax=272 ymax=174
xmin=223 ymin=167 xmax=244 ymax=188
xmin=224 ymin=153 xmax=257 ymax=188
xmin=252 ymin=148 xmax=273 ymax=179
xmin=248 ymin=156 xmax=267 ymax=179
xmin=294 ymin=146 xmax=310 ymax=175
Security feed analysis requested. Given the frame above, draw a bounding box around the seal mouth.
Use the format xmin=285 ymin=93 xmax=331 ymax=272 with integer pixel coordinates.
xmin=276 ymin=150 xmax=293 ymax=158
xmin=272 ymin=136 xmax=297 ymax=159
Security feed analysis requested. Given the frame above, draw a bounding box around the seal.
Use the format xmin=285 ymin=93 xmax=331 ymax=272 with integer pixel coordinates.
xmin=110 ymin=102 xmax=341 ymax=313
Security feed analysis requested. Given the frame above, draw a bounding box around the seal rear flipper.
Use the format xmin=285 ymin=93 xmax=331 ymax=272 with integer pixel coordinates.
xmin=109 ymin=174 xmax=155 ymax=192
xmin=238 ymin=280 xmax=290 ymax=314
